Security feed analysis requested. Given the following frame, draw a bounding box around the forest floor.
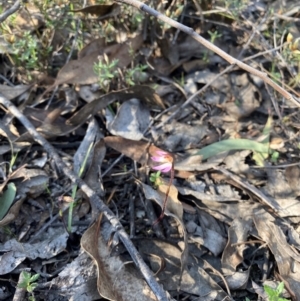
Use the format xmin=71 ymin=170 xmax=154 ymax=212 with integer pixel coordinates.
xmin=0 ymin=0 xmax=300 ymax=300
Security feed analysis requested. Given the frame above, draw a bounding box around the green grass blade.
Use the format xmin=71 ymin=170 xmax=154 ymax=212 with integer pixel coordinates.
xmin=68 ymin=142 xmax=94 ymax=233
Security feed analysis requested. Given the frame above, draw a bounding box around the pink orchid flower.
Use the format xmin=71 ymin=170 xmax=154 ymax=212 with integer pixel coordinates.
xmin=151 ymin=150 xmax=173 ymax=173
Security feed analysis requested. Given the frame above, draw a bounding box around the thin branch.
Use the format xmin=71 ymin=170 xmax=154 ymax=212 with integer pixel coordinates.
xmin=0 ymin=1 xmax=21 ymax=23
xmin=0 ymin=93 xmax=173 ymax=301
xmin=116 ymin=0 xmax=300 ymax=108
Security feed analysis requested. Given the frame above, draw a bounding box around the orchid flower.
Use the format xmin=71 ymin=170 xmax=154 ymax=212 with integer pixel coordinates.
xmin=151 ymin=150 xmax=173 ymax=173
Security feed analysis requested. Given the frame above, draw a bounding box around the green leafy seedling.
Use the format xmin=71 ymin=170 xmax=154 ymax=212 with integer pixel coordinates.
xmin=93 ymin=54 xmax=119 ymax=93
xmin=263 ymin=282 xmax=290 ymax=301
xmin=203 ymin=30 xmax=222 ymax=62
xmin=18 ymin=271 xmax=40 ymax=301
xmin=125 ymin=64 xmax=148 ymax=86
xmin=150 ymin=171 xmax=162 ymax=187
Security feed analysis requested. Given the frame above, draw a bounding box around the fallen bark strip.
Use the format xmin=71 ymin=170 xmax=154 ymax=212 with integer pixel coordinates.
xmin=0 ymin=93 xmax=173 ymax=301
xmin=115 ymin=0 xmax=300 ymax=108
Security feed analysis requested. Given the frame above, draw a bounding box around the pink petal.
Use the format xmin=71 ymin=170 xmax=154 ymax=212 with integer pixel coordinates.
xmin=152 ymin=162 xmax=172 ymax=173
xmin=151 ymin=156 xmax=164 ymax=162
xmin=155 ymin=150 xmax=168 ymax=156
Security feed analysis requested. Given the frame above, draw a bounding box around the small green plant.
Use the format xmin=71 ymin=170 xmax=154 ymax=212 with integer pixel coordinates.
xmin=93 ymin=54 xmax=119 ymax=93
xmin=225 ymin=0 xmax=247 ymax=18
xmin=125 ymin=64 xmax=148 ymax=86
xmin=150 ymin=171 xmax=162 ymax=188
xmin=13 ymin=31 xmax=39 ymax=69
xmin=17 ymin=271 xmax=40 ymax=301
xmin=10 ymin=30 xmax=52 ymax=79
xmin=270 ymin=62 xmax=281 ymax=83
xmin=203 ymin=30 xmax=222 ymax=62
xmin=264 ymin=282 xmax=290 ymax=301
xmin=9 ymin=151 xmax=18 ymax=173
xmin=173 ymin=72 xmax=185 ymax=87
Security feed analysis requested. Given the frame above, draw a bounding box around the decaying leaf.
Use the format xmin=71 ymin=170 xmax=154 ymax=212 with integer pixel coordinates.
xmin=158 ymin=38 xmax=179 ymax=65
xmin=54 ymin=35 xmax=143 ymax=86
xmin=0 ymin=197 xmax=25 ymax=227
xmin=156 ymin=119 xmax=208 ymax=152
xmin=0 ymin=251 xmax=26 ymax=275
xmin=67 ymin=85 xmax=164 ymax=127
xmin=84 ymin=139 xmax=106 ymax=196
xmin=104 ymin=136 xmax=150 ymax=165
xmin=0 ymin=84 xmax=32 ymax=100
xmin=177 ymin=186 xmax=240 ymax=202
xmin=285 ymin=165 xmax=300 ymax=194
xmin=72 ymin=3 xmax=119 ymax=16
xmin=221 ymin=216 xmax=253 ymax=275
xmin=73 ymin=118 xmax=102 ymax=175
xmin=49 ymin=252 xmax=100 ymax=301
xmin=0 ymin=229 xmax=69 ymax=274
xmin=135 ymin=239 xmax=229 ymax=300
xmin=186 ymin=220 xmax=226 ymax=257
xmin=253 ymin=208 xmax=300 ymax=300
xmin=139 ymin=182 xmax=188 ymax=288
xmin=18 ymin=107 xmax=77 ymax=138
xmin=81 ymin=221 xmax=157 ymax=300
xmin=106 ymin=98 xmax=151 ymax=140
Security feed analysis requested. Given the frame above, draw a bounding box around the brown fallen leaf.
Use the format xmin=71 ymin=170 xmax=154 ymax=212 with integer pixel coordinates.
xmin=104 ymin=136 xmax=151 ymax=165
xmin=186 ymin=220 xmax=226 ymax=257
xmin=158 ymin=38 xmax=179 ymax=65
xmin=135 ymin=239 xmax=229 ymax=300
xmin=72 ymin=3 xmax=119 ymax=16
xmin=84 ymin=139 xmax=106 ymax=197
xmin=253 ymin=208 xmax=300 ymax=300
xmin=81 ymin=220 xmax=157 ymax=301
xmin=221 ymin=73 xmax=261 ymax=120
xmin=285 ymin=166 xmax=300 ymax=194
xmin=78 ymin=38 xmax=106 ymax=59
xmin=106 ymin=98 xmax=151 ymax=140
xmin=55 ymin=35 xmax=143 ymax=86
xmin=0 ymin=84 xmax=32 ymax=100
xmin=19 ymin=107 xmax=77 ymax=138
xmin=139 ymin=182 xmax=188 ymax=289
xmin=67 ymin=85 xmax=165 ymax=127
xmin=104 ymin=136 xmax=172 ymax=171
xmin=0 ymin=196 xmax=25 ymax=227
xmin=222 ymin=216 xmax=252 ymax=274
xmin=73 ymin=118 xmax=102 ymax=175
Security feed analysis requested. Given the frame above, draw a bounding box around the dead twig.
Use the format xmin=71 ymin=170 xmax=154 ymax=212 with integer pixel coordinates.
xmin=0 ymin=1 xmax=21 ymax=23
xmin=0 ymin=93 xmax=173 ymax=301
xmin=115 ymin=0 xmax=300 ymax=108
